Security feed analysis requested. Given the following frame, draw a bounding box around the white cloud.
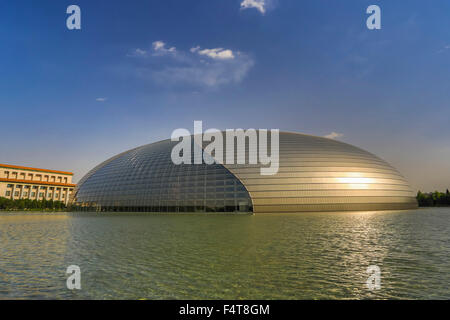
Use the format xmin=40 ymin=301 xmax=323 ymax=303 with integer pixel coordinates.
xmin=152 ymin=59 xmax=253 ymax=87
xmin=96 ymin=98 xmax=107 ymax=102
xmin=193 ymin=47 xmax=235 ymax=60
xmin=134 ymin=48 xmax=147 ymax=55
xmin=127 ymin=41 xmax=177 ymax=58
xmin=190 ymin=46 xmax=200 ymax=53
xmin=240 ymin=0 xmax=266 ymax=14
xmin=437 ymin=44 xmax=450 ymax=54
xmin=153 ymin=41 xmax=165 ymax=50
xmin=126 ymin=48 xmax=147 ymax=57
xmin=152 ymin=41 xmax=176 ymax=55
xmin=324 ymin=132 xmax=344 ymax=140
xmin=127 ymin=41 xmax=254 ymax=88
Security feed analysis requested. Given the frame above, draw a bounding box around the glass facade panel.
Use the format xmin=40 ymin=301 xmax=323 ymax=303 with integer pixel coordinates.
xmin=73 ymin=139 xmax=253 ymax=213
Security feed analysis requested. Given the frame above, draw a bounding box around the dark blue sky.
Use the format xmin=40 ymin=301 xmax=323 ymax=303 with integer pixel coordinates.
xmin=1 ymin=0 xmax=450 ymax=191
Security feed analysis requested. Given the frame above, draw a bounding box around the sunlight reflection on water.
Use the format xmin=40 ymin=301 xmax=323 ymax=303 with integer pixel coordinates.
xmin=0 ymin=208 xmax=449 ymax=299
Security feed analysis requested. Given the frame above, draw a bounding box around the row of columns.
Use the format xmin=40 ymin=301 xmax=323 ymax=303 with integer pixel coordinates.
xmin=8 ymin=184 xmax=73 ymax=205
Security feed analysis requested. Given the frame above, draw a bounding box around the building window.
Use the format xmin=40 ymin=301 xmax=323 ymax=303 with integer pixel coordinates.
xmin=14 ymin=191 xmax=19 ymax=197
xmin=39 ymin=193 xmax=44 ymax=197
xmin=7 ymin=184 xmax=13 ymax=188
xmin=55 ymin=193 xmax=59 ymax=198
xmin=5 ymin=191 xmax=11 ymax=197
xmin=62 ymin=194 xmax=66 ymax=198
xmin=31 ymin=192 xmax=36 ymax=197
xmin=23 ymin=192 xmax=28 ymax=197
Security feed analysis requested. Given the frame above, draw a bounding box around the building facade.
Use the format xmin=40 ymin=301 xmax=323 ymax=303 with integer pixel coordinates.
xmin=0 ymin=164 xmax=76 ymax=205
xmin=72 ymin=132 xmax=417 ymax=213
xmin=72 ymin=140 xmax=253 ymax=213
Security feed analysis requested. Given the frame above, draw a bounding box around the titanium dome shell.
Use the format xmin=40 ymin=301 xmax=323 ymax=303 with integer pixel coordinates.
xmin=72 ymin=132 xmax=417 ymax=213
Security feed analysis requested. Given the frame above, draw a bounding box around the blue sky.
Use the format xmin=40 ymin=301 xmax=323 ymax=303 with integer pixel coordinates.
xmin=1 ymin=0 xmax=450 ymax=191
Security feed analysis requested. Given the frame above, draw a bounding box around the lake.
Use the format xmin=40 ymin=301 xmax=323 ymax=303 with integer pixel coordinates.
xmin=0 ymin=208 xmax=449 ymax=299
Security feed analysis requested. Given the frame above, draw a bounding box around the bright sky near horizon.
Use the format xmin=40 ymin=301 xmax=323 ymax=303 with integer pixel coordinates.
xmin=1 ymin=0 xmax=450 ymax=192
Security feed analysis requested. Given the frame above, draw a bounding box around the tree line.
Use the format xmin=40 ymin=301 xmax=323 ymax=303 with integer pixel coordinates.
xmin=0 ymin=197 xmax=67 ymax=211
xmin=416 ymin=190 xmax=450 ymax=207
xmin=1 ymin=191 xmax=449 ymax=211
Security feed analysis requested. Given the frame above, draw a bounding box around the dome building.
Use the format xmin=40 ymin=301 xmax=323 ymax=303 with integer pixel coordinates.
xmin=72 ymin=132 xmax=417 ymax=213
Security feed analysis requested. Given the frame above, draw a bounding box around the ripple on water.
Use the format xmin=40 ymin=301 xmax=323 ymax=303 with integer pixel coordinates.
xmin=0 ymin=209 xmax=450 ymax=299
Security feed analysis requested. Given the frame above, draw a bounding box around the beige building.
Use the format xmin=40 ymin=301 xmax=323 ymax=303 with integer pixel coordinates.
xmin=0 ymin=164 xmax=76 ymax=205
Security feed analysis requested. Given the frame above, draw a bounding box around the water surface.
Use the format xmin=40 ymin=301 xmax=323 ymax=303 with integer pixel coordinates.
xmin=0 ymin=208 xmax=449 ymax=299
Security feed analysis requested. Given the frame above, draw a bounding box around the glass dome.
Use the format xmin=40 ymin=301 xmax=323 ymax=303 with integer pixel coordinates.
xmin=72 ymin=132 xmax=417 ymax=213
xmin=73 ymin=139 xmax=253 ymax=212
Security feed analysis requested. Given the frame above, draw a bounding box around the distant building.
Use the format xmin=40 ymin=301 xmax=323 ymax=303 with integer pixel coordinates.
xmin=0 ymin=164 xmax=76 ymax=205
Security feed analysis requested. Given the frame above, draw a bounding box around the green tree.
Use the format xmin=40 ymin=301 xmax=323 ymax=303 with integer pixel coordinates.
xmin=0 ymin=197 xmax=67 ymax=211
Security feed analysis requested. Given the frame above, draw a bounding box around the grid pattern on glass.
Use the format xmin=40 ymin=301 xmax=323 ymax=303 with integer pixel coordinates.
xmin=73 ymin=139 xmax=252 ymax=213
